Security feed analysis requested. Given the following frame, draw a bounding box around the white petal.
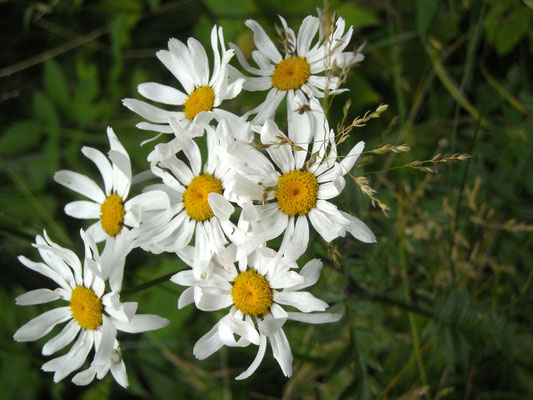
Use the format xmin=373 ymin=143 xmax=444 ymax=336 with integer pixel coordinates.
xmin=250 ymin=89 xmax=285 ymax=125
xmin=245 ymin=19 xmax=282 ymax=63
xmin=177 ymin=286 xmax=195 ymax=309
xmin=258 ymin=316 xmax=286 ymax=336
xmin=208 ymin=193 xmax=234 ymax=221
xmin=93 ymin=315 xmax=117 ymax=365
xmin=156 ymin=48 xmax=194 ymax=94
xmin=102 ymin=295 xmax=137 ymax=323
xmin=124 ymin=190 xmax=170 ymax=227
xmin=138 ymin=82 xmax=187 ymax=105
xmin=167 ymin=39 xmax=197 ymax=91
xmin=170 ymin=269 xmax=195 ymax=286
xmin=270 ymin=303 xmax=288 ymax=319
xmin=113 ymin=314 xmax=169 ymax=333
xmin=192 ymin=223 xmax=213 ymax=279
xmin=17 ymin=255 xmax=70 ymax=291
xmin=196 ymin=289 xmax=233 ymax=312
xmin=240 ymin=201 xmax=260 ymax=222
xmin=274 ymin=291 xmax=328 ymax=312
xmin=110 ymin=358 xmax=129 ymax=388
xmin=34 ymin=236 xmax=76 ymax=288
xmin=287 ymin=312 xmax=342 ymax=324
xmin=107 ymin=126 xmax=130 ymax=163
xmin=296 ymin=16 xmax=319 ymax=57
xmin=188 ymin=37 xmax=210 ymax=85
xmin=108 ymin=150 xmax=132 ymax=199
xmin=193 ymin=321 xmax=224 ymax=360
xmin=169 ymin=118 xmax=202 ymax=176
xmin=339 ymin=141 xmax=365 ymax=175
xmin=287 ymin=91 xmax=312 ymax=169
xmin=42 ymin=319 xmax=81 ymax=356
xmin=269 ymin=269 xmax=304 ymax=289
xmin=136 ymin=121 xmax=174 ymax=134
xmin=270 ymin=329 xmax=293 ymax=377
xmin=86 ymin=221 xmax=107 ymax=243
xmin=236 ymin=210 xmax=288 ymax=260
xmin=64 ymin=201 xmax=100 ymax=219
xmin=243 ymin=76 xmax=272 ymax=91
xmin=229 ymin=43 xmax=267 ymax=76
xmin=279 ymin=215 xmax=309 ymax=262
xmin=43 ymin=230 xmax=84 ymax=285
xmin=72 ymin=366 xmax=97 ymax=386
xmin=15 ymin=288 xmax=65 ymax=305
xmin=44 ymin=330 xmax=94 ymax=382
xmin=260 ymin=119 xmax=295 ymax=173
xmin=339 ymin=211 xmax=376 ymax=243
xmin=317 ymin=175 xmax=345 ymax=200
xmin=220 ymin=316 xmax=260 ymax=346
xmin=54 ymin=170 xmax=105 ymax=203
xmin=122 ymin=98 xmax=181 ymax=124
xmin=81 ymin=146 xmax=113 ymax=195
xmin=13 ymin=306 xmax=71 ymax=342
xmin=252 ymin=48 xmax=274 ymax=71
xmin=225 ymin=141 xmax=276 ymax=181
xmin=288 ymin=258 xmax=322 ymax=291
xmin=235 ymin=334 xmax=267 ymax=380
xmin=308 ymin=202 xmax=346 ymax=242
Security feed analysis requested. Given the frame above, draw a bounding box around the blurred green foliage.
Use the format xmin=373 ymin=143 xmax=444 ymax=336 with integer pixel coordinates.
xmin=1 ymin=0 xmax=532 ymax=399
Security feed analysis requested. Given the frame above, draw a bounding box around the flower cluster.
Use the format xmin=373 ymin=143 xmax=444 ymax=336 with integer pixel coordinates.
xmin=14 ymin=10 xmax=376 ymax=385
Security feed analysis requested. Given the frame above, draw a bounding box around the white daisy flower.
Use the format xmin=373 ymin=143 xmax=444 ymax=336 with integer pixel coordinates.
xmin=141 ymin=118 xmax=241 ymax=279
xmin=172 ymin=247 xmax=341 ymax=379
xmin=230 ymin=11 xmax=363 ymax=123
xmin=13 ymin=230 xmax=169 ymax=386
xmin=224 ymin=98 xmax=376 ymax=260
xmin=54 ymin=127 xmax=171 ymax=247
xmin=122 ymin=25 xmax=244 ymax=140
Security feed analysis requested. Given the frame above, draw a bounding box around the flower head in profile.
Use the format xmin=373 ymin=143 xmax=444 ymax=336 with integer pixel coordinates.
xmin=13 ymin=230 xmax=169 ymax=386
xmin=230 ymin=10 xmax=363 ymax=123
xmin=54 ymin=127 xmax=170 ymax=247
xmin=172 ymin=246 xmax=341 ymax=379
xmin=123 ymin=25 xmax=244 ymax=140
xmin=224 ymin=97 xmax=375 ymax=260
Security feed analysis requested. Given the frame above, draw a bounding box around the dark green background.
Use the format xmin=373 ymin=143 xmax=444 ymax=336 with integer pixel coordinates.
xmin=1 ymin=0 xmax=532 ymax=399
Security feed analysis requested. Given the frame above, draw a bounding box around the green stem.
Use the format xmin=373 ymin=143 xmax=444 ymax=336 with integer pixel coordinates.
xmin=5 ymin=164 xmax=72 ymax=246
xmin=450 ymin=117 xmax=482 ymax=283
xmin=398 ymin=199 xmax=430 ymax=398
xmin=122 ymin=272 xmax=177 ymax=296
xmin=449 ymin=3 xmax=485 ymax=154
xmin=386 ymin=0 xmax=406 ymax=128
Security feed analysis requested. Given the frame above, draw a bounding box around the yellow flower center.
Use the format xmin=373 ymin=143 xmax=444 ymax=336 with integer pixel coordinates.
xmin=70 ymin=286 xmax=103 ymax=330
xmin=184 ymin=86 xmax=215 ymax=121
xmin=275 ymin=170 xmax=318 ymax=216
xmin=100 ymin=194 xmax=125 ymax=237
xmin=271 ymin=56 xmax=311 ymax=91
xmin=232 ymin=269 xmax=273 ymax=317
xmin=183 ymin=174 xmax=223 ymax=221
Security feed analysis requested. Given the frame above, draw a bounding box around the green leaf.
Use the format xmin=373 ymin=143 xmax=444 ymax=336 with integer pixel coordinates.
xmin=201 ymin=0 xmax=258 ymax=16
xmin=416 ymin=0 xmax=438 ymax=36
xmin=110 ymin=14 xmax=128 ymax=59
xmin=347 ymin=72 xmax=381 ymax=111
xmin=32 ymin=91 xmax=59 ymax=127
xmin=0 ymin=121 xmax=42 ymax=157
xmin=71 ymin=59 xmax=102 ymax=127
xmin=146 ymin=0 xmax=160 ymax=11
xmin=337 ymin=4 xmax=379 ymax=29
xmin=484 ymin=0 xmax=531 ymax=55
xmin=44 ymin=59 xmax=69 ymax=111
